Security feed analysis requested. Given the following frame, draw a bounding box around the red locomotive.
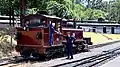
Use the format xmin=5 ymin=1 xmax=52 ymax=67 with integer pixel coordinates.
xmin=15 ymin=14 xmax=92 ymax=58
xmin=15 ymin=0 xmax=92 ymax=58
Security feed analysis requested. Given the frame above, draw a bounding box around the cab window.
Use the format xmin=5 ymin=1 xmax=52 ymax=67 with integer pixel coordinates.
xmin=25 ymin=18 xmax=47 ymax=27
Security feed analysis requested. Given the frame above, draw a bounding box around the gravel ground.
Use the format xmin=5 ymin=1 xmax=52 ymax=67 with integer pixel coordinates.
xmin=1 ymin=40 xmax=120 ymax=67
xmin=30 ymin=42 xmax=120 ymax=67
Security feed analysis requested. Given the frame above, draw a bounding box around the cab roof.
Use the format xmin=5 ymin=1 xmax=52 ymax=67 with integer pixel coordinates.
xmin=22 ymin=14 xmax=62 ymax=20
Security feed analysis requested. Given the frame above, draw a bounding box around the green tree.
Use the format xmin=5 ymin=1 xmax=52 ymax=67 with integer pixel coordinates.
xmin=0 ymin=0 xmax=107 ymax=21
xmin=0 ymin=0 xmax=10 ymax=15
xmin=109 ymin=0 xmax=120 ymax=22
xmin=47 ymin=1 xmax=67 ymax=18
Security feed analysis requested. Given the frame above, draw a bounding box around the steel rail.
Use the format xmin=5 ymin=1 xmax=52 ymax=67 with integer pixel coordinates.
xmin=74 ymin=52 xmax=119 ymax=67
xmin=88 ymin=52 xmax=120 ymax=67
xmin=53 ymin=46 xmax=120 ymax=67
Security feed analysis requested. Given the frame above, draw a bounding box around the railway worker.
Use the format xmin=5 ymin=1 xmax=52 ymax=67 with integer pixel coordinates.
xmin=25 ymin=21 xmax=30 ymax=27
xmin=49 ymin=22 xmax=58 ymax=46
xmin=59 ymin=32 xmax=76 ymax=59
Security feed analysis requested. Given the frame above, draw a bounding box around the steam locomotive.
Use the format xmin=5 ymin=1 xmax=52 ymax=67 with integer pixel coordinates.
xmin=15 ymin=14 xmax=92 ymax=59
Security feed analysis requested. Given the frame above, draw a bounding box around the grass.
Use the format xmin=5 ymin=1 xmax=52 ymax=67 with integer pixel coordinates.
xmin=83 ymin=32 xmax=120 ymax=45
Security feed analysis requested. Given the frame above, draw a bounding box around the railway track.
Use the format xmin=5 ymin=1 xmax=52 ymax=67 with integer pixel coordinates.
xmin=0 ymin=42 xmax=120 ymax=67
xmin=53 ymin=46 xmax=120 ymax=67
xmin=0 ymin=56 xmax=41 ymax=66
xmin=0 ymin=53 xmax=64 ymax=66
xmin=0 ymin=56 xmax=25 ymax=66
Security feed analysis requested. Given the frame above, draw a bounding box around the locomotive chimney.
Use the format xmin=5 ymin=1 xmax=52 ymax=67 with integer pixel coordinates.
xmin=20 ymin=0 xmax=25 ymax=26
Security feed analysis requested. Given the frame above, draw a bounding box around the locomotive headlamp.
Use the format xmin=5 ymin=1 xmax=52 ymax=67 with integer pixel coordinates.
xmin=36 ymin=32 xmax=42 ymax=40
xmin=23 ymin=27 xmax=26 ymax=30
xmin=23 ymin=27 xmax=30 ymax=31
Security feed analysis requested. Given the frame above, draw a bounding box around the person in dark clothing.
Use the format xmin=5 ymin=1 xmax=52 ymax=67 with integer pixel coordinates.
xmin=49 ymin=23 xmax=54 ymax=46
xmin=59 ymin=32 xmax=76 ymax=59
xmin=49 ymin=22 xmax=58 ymax=46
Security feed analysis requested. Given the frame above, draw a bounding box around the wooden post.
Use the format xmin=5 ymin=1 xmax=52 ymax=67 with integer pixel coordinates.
xmin=9 ymin=0 xmax=12 ymax=45
xmin=12 ymin=7 xmax=14 ymax=27
xmin=20 ymin=0 xmax=25 ymax=26
xmin=73 ymin=18 xmax=76 ymax=28
xmin=9 ymin=0 xmax=12 ymax=26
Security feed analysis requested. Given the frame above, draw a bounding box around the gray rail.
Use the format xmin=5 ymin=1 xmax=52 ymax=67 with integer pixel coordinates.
xmin=53 ymin=46 xmax=120 ymax=67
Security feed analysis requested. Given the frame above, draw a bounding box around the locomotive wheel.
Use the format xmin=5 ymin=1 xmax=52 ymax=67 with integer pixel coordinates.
xmin=32 ymin=52 xmax=40 ymax=58
xmin=20 ymin=48 xmax=32 ymax=58
xmin=45 ymin=46 xmax=65 ymax=59
xmin=32 ymin=52 xmax=45 ymax=60
xmin=54 ymin=46 xmax=65 ymax=58
xmin=45 ymin=48 xmax=54 ymax=59
xmin=84 ymin=44 xmax=90 ymax=52
xmin=76 ymin=43 xmax=85 ymax=52
xmin=76 ymin=44 xmax=82 ymax=52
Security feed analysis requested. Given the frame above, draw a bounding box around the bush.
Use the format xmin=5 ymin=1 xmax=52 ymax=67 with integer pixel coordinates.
xmin=0 ymin=27 xmax=16 ymax=58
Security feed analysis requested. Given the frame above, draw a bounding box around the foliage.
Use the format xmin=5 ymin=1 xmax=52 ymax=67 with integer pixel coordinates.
xmin=85 ymin=9 xmax=105 ymax=20
xmin=0 ymin=0 xmax=10 ymax=15
xmin=108 ymin=0 xmax=120 ymax=22
xmin=47 ymin=1 xmax=67 ymax=18
xmin=0 ymin=0 xmax=110 ymax=20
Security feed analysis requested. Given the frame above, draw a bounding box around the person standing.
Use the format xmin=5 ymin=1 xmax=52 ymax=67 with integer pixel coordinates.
xmin=49 ymin=22 xmax=58 ymax=46
xmin=59 ymin=32 xmax=76 ymax=59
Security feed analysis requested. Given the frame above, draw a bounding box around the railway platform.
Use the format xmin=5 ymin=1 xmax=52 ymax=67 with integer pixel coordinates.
xmin=100 ymin=56 xmax=120 ymax=67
